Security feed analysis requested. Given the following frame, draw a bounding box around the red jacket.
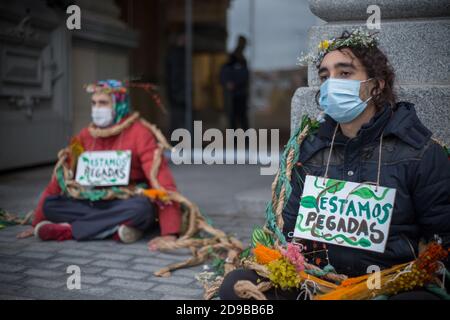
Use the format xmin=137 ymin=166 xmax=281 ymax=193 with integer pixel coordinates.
xmin=32 ymin=116 xmax=181 ymax=236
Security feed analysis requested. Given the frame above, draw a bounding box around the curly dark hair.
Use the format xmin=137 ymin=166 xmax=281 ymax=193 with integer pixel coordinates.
xmin=315 ymin=31 xmax=397 ymax=110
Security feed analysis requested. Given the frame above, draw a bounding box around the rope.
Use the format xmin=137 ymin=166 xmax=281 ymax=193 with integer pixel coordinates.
xmin=264 ymin=120 xmax=312 ymax=245
xmin=241 ymin=259 xmax=271 ymax=278
xmin=234 ymin=280 xmax=272 ymax=300
xmin=0 ymin=209 xmax=33 ymax=226
xmin=376 ymin=132 xmax=383 ymax=191
xmin=297 ymin=279 xmax=319 ymax=300
xmin=203 ymin=277 xmax=224 ymax=300
xmin=323 ymin=124 xmax=339 ymax=180
xmin=304 ymin=263 xmax=347 ymax=283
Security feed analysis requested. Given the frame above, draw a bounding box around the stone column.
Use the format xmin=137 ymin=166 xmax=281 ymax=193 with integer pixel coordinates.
xmin=291 ymin=0 xmax=450 ymax=145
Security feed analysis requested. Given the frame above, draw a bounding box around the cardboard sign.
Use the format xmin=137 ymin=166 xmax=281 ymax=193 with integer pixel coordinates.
xmin=75 ymin=150 xmax=132 ymax=187
xmin=293 ymin=175 xmax=396 ymax=253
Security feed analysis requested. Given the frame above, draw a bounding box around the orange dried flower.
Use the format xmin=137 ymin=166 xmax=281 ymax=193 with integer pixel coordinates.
xmin=253 ymin=243 xmax=282 ymax=265
xmin=142 ymin=189 xmax=170 ymax=202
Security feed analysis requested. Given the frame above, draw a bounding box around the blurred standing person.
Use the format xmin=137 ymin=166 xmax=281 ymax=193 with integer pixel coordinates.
xmin=166 ymin=32 xmax=186 ymax=133
xmin=220 ymin=35 xmax=250 ymax=130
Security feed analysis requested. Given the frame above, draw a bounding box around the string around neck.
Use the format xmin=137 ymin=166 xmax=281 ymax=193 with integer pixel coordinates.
xmin=322 ymin=123 xmax=384 ymax=191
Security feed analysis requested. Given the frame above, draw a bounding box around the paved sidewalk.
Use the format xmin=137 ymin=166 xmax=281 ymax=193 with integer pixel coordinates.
xmin=0 ymin=164 xmax=270 ymax=300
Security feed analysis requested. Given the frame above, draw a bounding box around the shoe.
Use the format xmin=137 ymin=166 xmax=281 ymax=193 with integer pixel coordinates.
xmin=34 ymin=221 xmax=72 ymax=241
xmin=117 ymin=225 xmax=143 ymax=244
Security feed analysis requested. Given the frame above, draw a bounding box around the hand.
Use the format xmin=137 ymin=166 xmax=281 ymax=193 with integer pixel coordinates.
xmin=17 ymin=227 xmax=34 ymax=239
xmin=147 ymin=235 xmax=177 ymax=251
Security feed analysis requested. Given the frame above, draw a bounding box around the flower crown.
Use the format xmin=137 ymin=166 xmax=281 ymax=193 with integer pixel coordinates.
xmin=85 ymin=79 xmax=166 ymax=113
xmin=297 ymin=28 xmax=379 ymax=67
xmin=85 ymin=79 xmax=127 ymax=94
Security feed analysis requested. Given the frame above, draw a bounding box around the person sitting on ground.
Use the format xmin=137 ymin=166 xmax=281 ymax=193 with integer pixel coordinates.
xmin=219 ymin=29 xmax=450 ymax=300
xmin=17 ymin=80 xmax=181 ymax=247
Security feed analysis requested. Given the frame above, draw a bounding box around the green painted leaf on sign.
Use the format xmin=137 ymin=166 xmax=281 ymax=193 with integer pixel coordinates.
xmin=300 ymin=196 xmax=318 ymax=209
xmin=350 ymin=187 xmax=389 ymax=201
xmin=326 ymin=179 xmax=346 ymax=194
xmin=350 ymin=187 xmax=373 ymax=199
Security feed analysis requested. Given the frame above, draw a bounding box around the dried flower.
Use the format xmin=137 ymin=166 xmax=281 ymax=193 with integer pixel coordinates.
xmin=280 ymin=243 xmax=305 ymax=272
xmin=384 ymin=242 xmax=449 ymax=295
xmin=318 ymin=40 xmax=330 ymax=50
xmin=253 ymin=243 xmax=282 ymax=265
xmin=267 ymin=257 xmax=301 ymax=290
xmin=142 ymin=189 xmax=170 ymax=203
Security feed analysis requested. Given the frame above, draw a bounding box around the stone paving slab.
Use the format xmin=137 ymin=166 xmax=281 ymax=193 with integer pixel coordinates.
xmin=0 ymin=164 xmax=269 ymax=299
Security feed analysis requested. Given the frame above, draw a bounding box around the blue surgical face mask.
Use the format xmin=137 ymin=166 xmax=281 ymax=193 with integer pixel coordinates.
xmin=319 ymin=78 xmax=373 ymax=123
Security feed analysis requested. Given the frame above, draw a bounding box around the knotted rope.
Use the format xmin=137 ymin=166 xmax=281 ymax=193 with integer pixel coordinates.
xmin=264 ymin=116 xmax=316 ymax=245
xmin=234 ymin=280 xmax=272 ymax=300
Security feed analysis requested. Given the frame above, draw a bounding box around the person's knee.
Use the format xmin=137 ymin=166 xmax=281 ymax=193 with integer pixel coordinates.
xmin=136 ymin=197 xmax=154 ymax=214
xmin=219 ymin=269 xmax=259 ymax=300
xmin=126 ymin=196 xmax=155 ymax=226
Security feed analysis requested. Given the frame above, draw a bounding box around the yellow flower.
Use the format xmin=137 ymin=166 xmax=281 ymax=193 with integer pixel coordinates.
xmin=267 ymin=257 xmax=301 ymax=290
xmin=319 ymin=40 xmax=330 ymax=51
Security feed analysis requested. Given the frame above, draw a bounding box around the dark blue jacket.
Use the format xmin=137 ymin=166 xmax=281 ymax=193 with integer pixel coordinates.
xmin=283 ymin=102 xmax=450 ymax=276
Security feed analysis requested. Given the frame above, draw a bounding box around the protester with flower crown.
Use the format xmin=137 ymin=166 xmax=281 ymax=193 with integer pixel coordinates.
xmin=17 ymin=80 xmax=181 ymax=247
xmin=219 ymin=29 xmax=450 ymax=300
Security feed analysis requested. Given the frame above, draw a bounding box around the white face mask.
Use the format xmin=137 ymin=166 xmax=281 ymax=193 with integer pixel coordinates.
xmin=91 ymin=107 xmax=114 ymax=127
